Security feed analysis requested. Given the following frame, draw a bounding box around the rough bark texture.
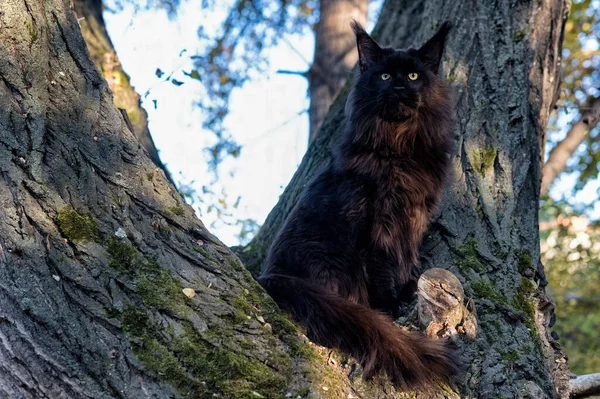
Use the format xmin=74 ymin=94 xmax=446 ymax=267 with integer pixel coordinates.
xmin=72 ymin=0 xmax=174 ymax=185
xmin=569 ymin=373 xmax=600 ymax=399
xmin=541 ymin=96 xmax=600 ymax=196
xmin=242 ymin=0 xmax=571 ymax=397
xmin=307 ymin=0 xmax=368 ymax=142
xmin=0 ymin=1 xmax=376 ymax=398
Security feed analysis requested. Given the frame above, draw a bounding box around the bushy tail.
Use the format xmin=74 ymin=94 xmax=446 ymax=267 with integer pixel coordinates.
xmin=258 ymin=274 xmax=459 ymax=389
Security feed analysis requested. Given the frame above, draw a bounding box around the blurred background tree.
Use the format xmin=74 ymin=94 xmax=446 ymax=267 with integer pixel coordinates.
xmin=82 ymin=0 xmax=598 ymax=379
xmin=541 ymin=0 xmax=600 ymax=377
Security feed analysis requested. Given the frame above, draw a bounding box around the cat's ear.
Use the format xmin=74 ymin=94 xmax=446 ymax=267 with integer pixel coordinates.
xmin=417 ymin=22 xmax=452 ymax=72
xmin=351 ymin=20 xmax=384 ymax=72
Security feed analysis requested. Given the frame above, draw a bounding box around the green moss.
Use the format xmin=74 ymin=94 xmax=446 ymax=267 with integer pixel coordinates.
xmin=110 ymin=192 xmax=126 ymax=207
xmin=194 ymin=246 xmax=217 ymax=262
xmin=512 ymin=277 xmax=540 ymax=346
xmin=232 ymin=278 xmax=312 ymax=360
xmin=121 ymin=305 xmax=151 ymax=336
xmin=240 ymin=339 xmax=256 ymax=350
xmin=117 ymin=261 xmax=303 ymax=398
xmin=107 ymin=237 xmax=140 ymax=273
xmin=296 ymin=387 xmax=311 ymax=397
xmin=26 ymin=21 xmax=38 ymax=43
xmin=136 ymin=269 xmax=189 ymax=315
xmin=474 ymin=199 xmax=484 ymax=218
xmin=133 ymin=338 xmax=208 ymax=396
xmin=472 ymin=146 xmax=498 ymax=176
xmin=516 ymin=250 xmax=533 ymax=273
xmin=492 ymin=247 xmax=507 ymax=259
xmin=105 ymin=307 xmax=122 ymax=319
xmin=57 ymin=206 xmax=100 ymax=243
xmin=453 ymin=238 xmax=487 ymax=273
xmin=146 ymin=172 xmax=154 ymax=181
xmin=471 ymin=280 xmax=508 ymax=305
xmin=447 ymin=73 xmax=456 ymax=83
xmin=501 ymin=350 xmax=520 ymax=361
xmin=513 ymin=28 xmax=527 ymax=43
xmin=168 ymin=205 xmax=185 ymax=216
xmin=124 ymin=314 xmax=292 ymax=398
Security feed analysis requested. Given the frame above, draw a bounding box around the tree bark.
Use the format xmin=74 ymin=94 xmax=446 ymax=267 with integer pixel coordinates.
xmin=541 ymin=96 xmax=600 ymax=196
xmin=72 ymin=0 xmax=174 ymax=185
xmin=243 ymin=0 xmax=571 ymax=397
xmin=307 ymin=0 xmax=368 ymax=142
xmin=569 ymin=373 xmax=600 ymax=398
xmin=0 ymin=1 xmax=374 ymax=398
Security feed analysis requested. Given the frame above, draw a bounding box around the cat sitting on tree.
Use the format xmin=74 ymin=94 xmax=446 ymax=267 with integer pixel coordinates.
xmin=258 ymin=21 xmax=459 ymax=390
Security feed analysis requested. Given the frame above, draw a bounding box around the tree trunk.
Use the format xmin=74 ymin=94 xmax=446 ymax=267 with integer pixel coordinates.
xmin=72 ymin=0 xmax=174 ymax=185
xmin=0 ymin=1 xmax=376 ymax=398
xmin=243 ymin=0 xmax=571 ymax=397
xmin=307 ymin=0 xmax=368 ymax=142
xmin=541 ymin=96 xmax=600 ymax=196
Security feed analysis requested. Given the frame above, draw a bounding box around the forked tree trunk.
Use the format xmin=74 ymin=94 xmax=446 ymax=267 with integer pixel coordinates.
xmin=308 ymin=0 xmax=369 ymax=142
xmin=243 ymin=0 xmax=571 ymax=398
xmin=72 ymin=0 xmax=174 ymax=185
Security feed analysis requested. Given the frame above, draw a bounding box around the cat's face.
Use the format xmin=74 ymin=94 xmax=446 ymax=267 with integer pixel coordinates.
xmin=350 ymin=22 xmax=451 ymax=122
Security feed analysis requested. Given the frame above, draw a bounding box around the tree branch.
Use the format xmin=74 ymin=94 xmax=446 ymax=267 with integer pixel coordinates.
xmin=541 ymin=96 xmax=600 ymax=196
xmin=276 ymin=69 xmax=308 ymax=77
xmin=570 ymin=373 xmax=600 ymax=398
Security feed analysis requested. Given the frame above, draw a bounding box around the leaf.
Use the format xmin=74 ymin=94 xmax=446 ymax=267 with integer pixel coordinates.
xmin=171 ymin=79 xmax=184 ymax=86
xmin=184 ymin=70 xmax=201 ymax=80
xmin=155 ymin=68 xmax=164 ymax=78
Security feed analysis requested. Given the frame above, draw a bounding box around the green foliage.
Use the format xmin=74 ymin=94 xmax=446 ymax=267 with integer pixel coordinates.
xmin=541 ymin=200 xmax=600 ymax=375
xmin=179 ymin=181 xmax=260 ymax=245
xmin=57 ymin=206 xmax=100 ymax=243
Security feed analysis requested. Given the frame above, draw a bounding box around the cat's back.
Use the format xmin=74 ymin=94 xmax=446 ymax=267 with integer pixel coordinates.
xmin=263 ymin=166 xmax=366 ymax=274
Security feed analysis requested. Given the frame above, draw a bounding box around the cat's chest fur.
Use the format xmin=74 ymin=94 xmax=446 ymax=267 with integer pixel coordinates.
xmin=363 ymin=155 xmax=444 ymax=263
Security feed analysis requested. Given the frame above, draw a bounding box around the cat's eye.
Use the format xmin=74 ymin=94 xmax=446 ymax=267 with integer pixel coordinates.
xmin=381 ymin=73 xmax=391 ymax=81
xmin=408 ymin=72 xmax=419 ymax=80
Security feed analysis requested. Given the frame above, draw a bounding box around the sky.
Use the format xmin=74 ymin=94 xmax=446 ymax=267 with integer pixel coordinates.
xmin=103 ymin=0 xmax=599 ymax=246
xmin=104 ymin=0 xmax=382 ymax=246
xmin=105 ymin=1 xmax=311 ymax=245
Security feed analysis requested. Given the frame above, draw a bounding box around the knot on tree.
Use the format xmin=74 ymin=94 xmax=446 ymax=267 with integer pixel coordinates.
xmin=417 ymin=268 xmax=477 ymax=339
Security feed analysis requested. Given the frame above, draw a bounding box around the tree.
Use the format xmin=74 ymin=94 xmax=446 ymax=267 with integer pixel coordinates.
xmin=73 ymin=0 xmax=174 ymax=185
xmin=0 ymin=2 xmax=570 ymax=399
xmin=242 ymin=0 xmax=572 ymax=397
xmin=307 ymin=0 xmax=368 ymax=142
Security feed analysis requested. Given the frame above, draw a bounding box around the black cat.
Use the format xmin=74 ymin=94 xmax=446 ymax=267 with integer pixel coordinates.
xmin=258 ymin=21 xmax=458 ymax=389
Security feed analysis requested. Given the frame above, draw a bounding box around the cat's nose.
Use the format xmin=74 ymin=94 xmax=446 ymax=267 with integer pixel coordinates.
xmin=393 ymin=86 xmax=405 ymax=91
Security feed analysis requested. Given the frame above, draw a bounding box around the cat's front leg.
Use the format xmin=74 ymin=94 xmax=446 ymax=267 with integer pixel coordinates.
xmin=363 ymin=250 xmax=405 ymax=316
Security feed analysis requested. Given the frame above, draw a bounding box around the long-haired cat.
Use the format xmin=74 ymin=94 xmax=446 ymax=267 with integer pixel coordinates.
xmin=258 ymin=21 xmax=458 ymax=389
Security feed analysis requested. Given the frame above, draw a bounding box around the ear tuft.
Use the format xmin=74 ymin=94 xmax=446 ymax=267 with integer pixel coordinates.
xmin=418 ymin=21 xmax=452 ymax=73
xmin=351 ymin=20 xmax=384 ymax=72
